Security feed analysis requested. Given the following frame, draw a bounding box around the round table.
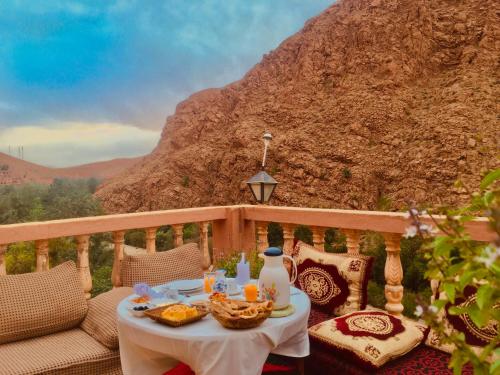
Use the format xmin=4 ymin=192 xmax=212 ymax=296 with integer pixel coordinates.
xmin=117 ymin=284 xmax=311 ymax=375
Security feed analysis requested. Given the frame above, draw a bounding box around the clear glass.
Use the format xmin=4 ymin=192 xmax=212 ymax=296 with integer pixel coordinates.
xmin=203 ymin=271 xmax=217 ymax=294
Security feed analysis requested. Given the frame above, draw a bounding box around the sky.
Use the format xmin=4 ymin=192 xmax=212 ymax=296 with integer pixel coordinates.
xmin=0 ymin=0 xmax=332 ymax=167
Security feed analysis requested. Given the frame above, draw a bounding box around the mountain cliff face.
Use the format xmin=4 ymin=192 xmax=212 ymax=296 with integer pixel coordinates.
xmin=96 ymin=0 xmax=499 ymax=213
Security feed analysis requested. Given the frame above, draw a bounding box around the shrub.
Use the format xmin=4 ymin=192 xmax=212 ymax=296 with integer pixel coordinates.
xmin=342 ymin=167 xmax=352 ymax=179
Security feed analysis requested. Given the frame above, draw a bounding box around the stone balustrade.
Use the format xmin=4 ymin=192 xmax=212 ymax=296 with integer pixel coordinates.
xmin=0 ymin=205 xmax=494 ymax=314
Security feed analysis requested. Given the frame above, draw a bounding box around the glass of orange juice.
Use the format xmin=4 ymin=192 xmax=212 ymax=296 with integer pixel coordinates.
xmin=203 ymin=272 xmax=217 ymax=294
xmin=244 ymin=283 xmax=258 ymax=302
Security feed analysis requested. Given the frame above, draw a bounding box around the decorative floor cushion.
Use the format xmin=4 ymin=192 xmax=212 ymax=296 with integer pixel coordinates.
xmin=121 ymin=243 xmax=203 ymax=287
xmin=425 ymin=287 xmax=499 ymax=356
xmin=0 ymin=261 xmax=88 ymax=344
xmin=293 ymin=241 xmax=373 ymax=315
xmin=81 ymin=286 xmax=133 ymax=350
xmin=308 ymin=310 xmax=427 ymax=370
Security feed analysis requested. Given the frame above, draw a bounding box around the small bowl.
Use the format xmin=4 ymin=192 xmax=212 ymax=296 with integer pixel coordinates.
xmin=128 ymin=305 xmax=151 ymax=318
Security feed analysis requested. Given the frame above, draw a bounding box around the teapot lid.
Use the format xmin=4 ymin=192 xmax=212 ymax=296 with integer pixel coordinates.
xmin=264 ymin=247 xmax=283 ymax=256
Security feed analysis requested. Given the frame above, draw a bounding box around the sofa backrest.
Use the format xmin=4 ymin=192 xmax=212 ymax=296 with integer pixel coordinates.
xmin=121 ymin=242 xmax=203 ymax=287
xmin=0 ymin=261 xmax=88 ymax=344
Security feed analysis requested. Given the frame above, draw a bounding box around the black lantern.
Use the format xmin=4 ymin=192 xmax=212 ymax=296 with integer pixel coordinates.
xmin=246 ymin=132 xmax=278 ymax=204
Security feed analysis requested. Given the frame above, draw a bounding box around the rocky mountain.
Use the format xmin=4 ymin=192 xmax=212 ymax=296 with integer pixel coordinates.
xmin=96 ymin=0 xmax=499 ymax=213
xmin=0 ymin=152 xmax=143 ymax=185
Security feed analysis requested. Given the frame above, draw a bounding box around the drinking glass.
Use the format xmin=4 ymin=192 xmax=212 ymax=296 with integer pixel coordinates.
xmin=203 ymin=271 xmax=217 ymax=294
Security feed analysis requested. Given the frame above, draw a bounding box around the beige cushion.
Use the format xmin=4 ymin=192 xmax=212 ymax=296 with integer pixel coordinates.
xmin=0 ymin=261 xmax=88 ymax=344
xmin=0 ymin=328 xmax=121 ymax=375
xmin=81 ymin=287 xmax=133 ymax=350
xmin=121 ymin=243 xmax=203 ymax=287
xmin=293 ymin=241 xmax=373 ymax=315
xmin=309 ymin=309 xmax=427 ymax=370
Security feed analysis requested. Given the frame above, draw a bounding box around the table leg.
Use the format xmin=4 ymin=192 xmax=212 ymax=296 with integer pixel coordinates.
xmin=296 ymin=358 xmax=305 ymax=375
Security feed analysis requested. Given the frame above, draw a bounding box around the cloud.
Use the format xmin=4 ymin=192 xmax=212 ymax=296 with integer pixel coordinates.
xmin=0 ymin=0 xmax=333 ymax=164
xmin=0 ymin=122 xmax=160 ymax=167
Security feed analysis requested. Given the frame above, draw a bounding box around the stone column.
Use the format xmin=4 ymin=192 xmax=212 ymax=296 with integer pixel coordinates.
xmin=199 ymin=222 xmax=211 ymax=269
xmin=112 ymin=231 xmax=125 ymax=288
xmin=382 ymin=233 xmax=404 ymax=315
xmin=256 ymin=222 xmax=269 ymax=253
xmin=35 ymin=239 xmax=49 ymax=272
xmin=0 ymin=244 xmax=7 ymax=276
xmin=282 ymin=223 xmax=295 ymax=256
xmin=76 ymin=235 xmax=92 ymax=299
xmin=172 ymin=224 xmax=184 ymax=247
xmin=145 ymin=227 xmax=158 ymax=254
xmin=312 ymin=226 xmax=325 ymax=251
xmin=343 ymin=229 xmax=361 ymax=254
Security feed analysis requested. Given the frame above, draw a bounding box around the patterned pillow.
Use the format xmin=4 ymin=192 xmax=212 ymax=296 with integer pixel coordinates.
xmin=0 ymin=261 xmax=88 ymax=344
xmin=80 ymin=286 xmax=133 ymax=349
xmin=121 ymin=243 xmax=203 ymax=287
xmin=293 ymin=241 xmax=373 ymax=315
xmin=309 ymin=310 xmax=427 ymax=370
xmin=296 ymin=258 xmax=349 ymax=314
xmin=425 ymin=287 xmax=499 ymax=354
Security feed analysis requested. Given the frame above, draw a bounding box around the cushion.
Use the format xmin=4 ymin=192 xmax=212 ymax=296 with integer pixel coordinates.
xmin=0 ymin=328 xmax=121 ymax=375
xmin=293 ymin=241 xmax=373 ymax=315
xmin=425 ymin=287 xmax=499 ymax=355
xmin=80 ymin=286 xmax=133 ymax=349
xmin=308 ymin=310 xmax=427 ymax=370
xmin=296 ymin=258 xmax=349 ymax=314
xmin=121 ymin=243 xmax=203 ymax=287
xmin=0 ymin=261 xmax=88 ymax=344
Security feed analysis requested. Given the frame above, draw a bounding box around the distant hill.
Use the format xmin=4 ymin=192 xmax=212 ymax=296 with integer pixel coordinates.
xmin=0 ymin=152 xmax=144 ymax=185
xmin=97 ymin=0 xmax=499 ymax=213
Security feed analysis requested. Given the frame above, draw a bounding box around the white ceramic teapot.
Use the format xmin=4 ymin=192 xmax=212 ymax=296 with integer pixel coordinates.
xmin=258 ymin=247 xmax=297 ymax=310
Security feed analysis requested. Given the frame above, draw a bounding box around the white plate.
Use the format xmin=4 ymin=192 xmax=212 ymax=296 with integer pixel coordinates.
xmin=167 ymin=279 xmax=203 ymax=291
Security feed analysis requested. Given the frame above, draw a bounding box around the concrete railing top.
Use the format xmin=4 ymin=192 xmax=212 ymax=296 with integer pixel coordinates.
xmin=0 ymin=204 xmax=495 ymax=245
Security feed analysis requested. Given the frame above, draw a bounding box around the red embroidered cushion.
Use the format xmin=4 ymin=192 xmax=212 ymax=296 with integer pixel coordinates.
xmin=296 ymin=258 xmax=349 ymax=314
xmin=293 ymin=241 xmax=373 ymax=315
xmin=309 ymin=310 xmax=426 ymax=370
xmin=426 ymin=286 xmax=499 ymax=354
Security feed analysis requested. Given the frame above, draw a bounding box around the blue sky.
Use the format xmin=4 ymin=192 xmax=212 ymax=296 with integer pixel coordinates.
xmin=0 ymin=0 xmax=332 ymax=166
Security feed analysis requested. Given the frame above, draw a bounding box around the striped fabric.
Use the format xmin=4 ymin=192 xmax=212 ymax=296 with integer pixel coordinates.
xmin=81 ymin=287 xmax=133 ymax=350
xmin=0 ymin=261 xmax=88 ymax=344
xmin=121 ymin=243 xmax=203 ymax=287
xmin=0 ymin=328 xmax=122 ymax=375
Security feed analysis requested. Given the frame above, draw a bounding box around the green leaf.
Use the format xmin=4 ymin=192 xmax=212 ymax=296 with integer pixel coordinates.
xmin=490 ymin=359 xmax=500 ymax=375
xmin=449 ymin=306 xmax=468 ymax=316
xmin=480 ymin=168 xmax=500 ymax=190
xmin=434 ymin=299 xmax=447 ymax=310
xmin=434 ymin=236 xmax=453 ymax=257
xmin=476 ymin=284 xmax=494 ymax=309
xmin=467 ymin=305 xmax=488 ymax=327
xmin=443 ymin=283 xmax=456 ymax=303
xmin=459 ymin=270 xmax=475 ymax=291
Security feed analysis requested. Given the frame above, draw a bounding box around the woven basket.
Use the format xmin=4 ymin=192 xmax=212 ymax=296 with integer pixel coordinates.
xmin=210 ymin=300 xmax=272 ymax=329
xmin=144 ymin=304 xmax=209 ymax=327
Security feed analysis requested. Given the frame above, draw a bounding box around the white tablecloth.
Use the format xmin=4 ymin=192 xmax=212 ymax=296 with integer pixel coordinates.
xmin=117 ymin=286 xmax=311 ymax=375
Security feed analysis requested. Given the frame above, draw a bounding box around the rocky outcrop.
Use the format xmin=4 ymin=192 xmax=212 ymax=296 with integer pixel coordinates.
xmin=96 ymin=0 xmax=499 ymax=213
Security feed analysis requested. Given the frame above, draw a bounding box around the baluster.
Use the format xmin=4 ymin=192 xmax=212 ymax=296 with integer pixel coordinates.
xmin=145 ymin=227 xmax=158 ymax=254
xmin=382 ymin=233 xmax=404 ymax=315
xmin=282 ymin=223 xmax=295 ymax=256
xmin=312 ymin=226 xmax=325 ymax=251
xmin=76 ymin=235 xmax=92 ymax=299
xmin=35 ymin=239 xmax=49 ymax=272
xmin=199 ymin=222 xmax=211 ymax=269
xmin=112 ymin=231 xmax=125 ymax=288
xmin=430 ymin=279 xmax=439 ymax=303
xmin=343 ymin=229 xmax=361 ymax=254
xmin=256 ymin=222 xmax=269 ymax=252
xmin=0 ymin=244 xmax=7 ymax=276
xmin=172 ymin=224 xmax=184 ymax=247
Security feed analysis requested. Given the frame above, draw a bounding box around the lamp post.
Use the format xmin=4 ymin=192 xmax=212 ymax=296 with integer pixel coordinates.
xmin=246 ymin=132 xmax=278 ymax=204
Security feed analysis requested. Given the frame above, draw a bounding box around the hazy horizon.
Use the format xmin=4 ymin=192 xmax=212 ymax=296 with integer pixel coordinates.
xmin=0 ymin=0 xmax=332 ymax=167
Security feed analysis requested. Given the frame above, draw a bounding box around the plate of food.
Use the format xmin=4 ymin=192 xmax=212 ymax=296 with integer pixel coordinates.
xmin=144 ymin=303 xmax=209 ymax=327
xmin=209 ymin=298 xmax=273 ymax=329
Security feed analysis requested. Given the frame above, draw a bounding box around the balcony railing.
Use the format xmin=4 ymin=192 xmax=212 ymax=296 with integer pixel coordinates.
xmin=0 ymin=205 xmax=494 ymax=313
